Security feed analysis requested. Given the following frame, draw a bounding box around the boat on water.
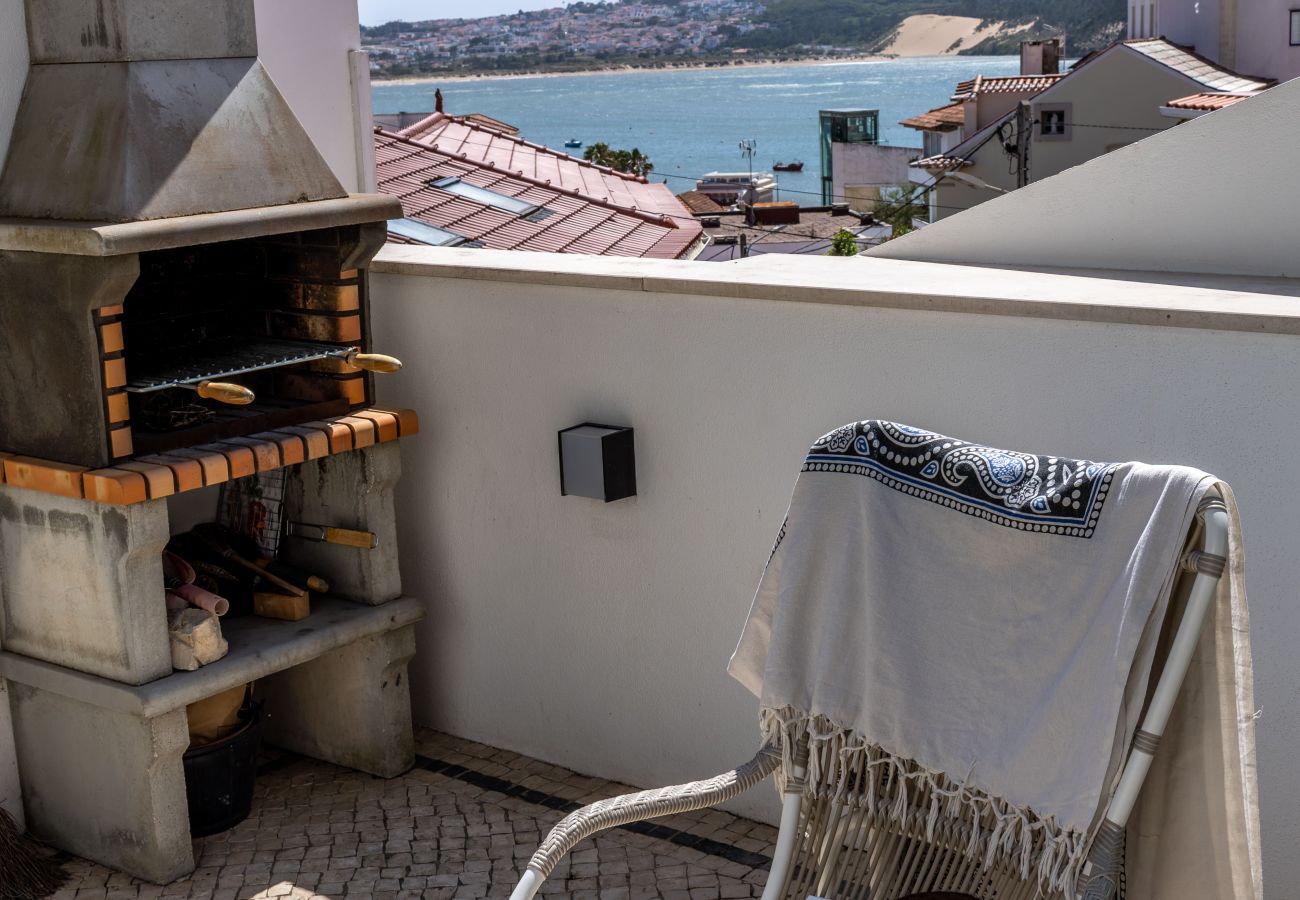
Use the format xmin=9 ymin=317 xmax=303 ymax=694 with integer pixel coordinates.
xmin=564 ymin=138 xmax=583 ymax=148
xmin=773 ymin=160 xmax=804 ymax=172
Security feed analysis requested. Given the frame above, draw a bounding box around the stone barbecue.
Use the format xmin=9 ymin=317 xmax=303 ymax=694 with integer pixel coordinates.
xmin=0 ymin=0 xmax=421 ymax=885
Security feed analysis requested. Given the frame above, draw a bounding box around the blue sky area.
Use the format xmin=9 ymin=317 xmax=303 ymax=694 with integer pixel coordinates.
xmin=358 ymin=0 xmax=562 ymax=25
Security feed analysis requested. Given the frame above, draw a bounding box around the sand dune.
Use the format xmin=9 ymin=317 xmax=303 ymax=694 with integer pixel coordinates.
xmin=881 ymin=14 xmax=1009 ymax=56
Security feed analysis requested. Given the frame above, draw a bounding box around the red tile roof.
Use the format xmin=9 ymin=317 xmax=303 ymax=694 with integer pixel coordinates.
xmin=900 ymin=103 xmax=966 ymax=132
xmin=1164 ymin=91 xmax=1256 ymax=111
xmin=375 ymin=129 xmax=702 ymax=260
xmin=910 ymin=154 xmax=973 ymax=172
xmin=397 ymin=111 xmax=687 ymax=223
xmin=675 ymin=190 xmax=727 ymax=214
xmin=951 ymin=74 xmax=1063 ymax=100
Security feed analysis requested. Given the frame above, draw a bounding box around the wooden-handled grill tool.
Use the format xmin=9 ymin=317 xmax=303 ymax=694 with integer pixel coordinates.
xmin=286 ymin=522 xmax=378 ymax=549
xmin=192 ymin=523 xmax=306 ymax=598
xmin=124 ymin=339 xmax=403 ymax=406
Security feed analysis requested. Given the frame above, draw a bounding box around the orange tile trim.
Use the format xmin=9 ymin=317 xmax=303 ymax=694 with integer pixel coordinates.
xmin=0 ymin=408 xmax=417 ymax=505
xmin=2 ymin=457 xmax=88 ymax=499
xmin=106 ymin=391 xmax=131 ymax=424
xmin=83 ymin=468 xmax=148 ymax=505
xmin=100 ymin=322 xmax=125 ymax=354
xmin=103 ymin=358 xmax=128 ymax=390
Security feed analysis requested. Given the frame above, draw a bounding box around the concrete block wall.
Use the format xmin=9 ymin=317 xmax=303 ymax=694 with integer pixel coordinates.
xmin=0 ymin=0 xmax=27 ymax=825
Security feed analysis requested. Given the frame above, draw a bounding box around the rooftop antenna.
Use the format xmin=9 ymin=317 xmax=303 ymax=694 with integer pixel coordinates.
xmin=738 ymin=139 xmax=756 ymax=204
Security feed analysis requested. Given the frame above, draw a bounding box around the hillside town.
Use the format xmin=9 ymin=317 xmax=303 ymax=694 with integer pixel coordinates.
xmin=363 ymin=0 xmax=772 ymax=75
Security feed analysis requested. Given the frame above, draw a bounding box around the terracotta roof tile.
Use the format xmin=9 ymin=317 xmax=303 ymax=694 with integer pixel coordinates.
xmin=951 ymin=74 xmax=1063 ymax=100
xmin=1164 ymin=91 xmax=1258 ymax=111
xmin=676 ymin=190 xmax=727 ymax=214
xmin=900 ymin=103 xmax=966 ymax=131
xmin=375 ymin=128 xmax=701 ymax=259
xmin=909 ymin=154 xmax=973 ymax=171
xmin=397 ymin=111 xmax=688 ymax=221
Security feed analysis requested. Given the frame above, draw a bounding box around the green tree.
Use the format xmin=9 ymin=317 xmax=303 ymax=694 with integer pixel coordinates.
xmin=872 ymin=184 xmax=926 ymax=239
xmin=583 ymin=142 xmax=654 ymax=177
xmin=828 ymin=228 xmax=860 ymax=256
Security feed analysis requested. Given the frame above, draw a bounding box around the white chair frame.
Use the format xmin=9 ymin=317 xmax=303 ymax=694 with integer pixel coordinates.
xmin=509 ymin=493 xmax=1229 ymax=900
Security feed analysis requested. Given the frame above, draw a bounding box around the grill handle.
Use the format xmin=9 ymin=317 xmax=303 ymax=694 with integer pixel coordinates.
xmin=343 ymin=351 xmax=403 ymax=374
xmin=188 ymin=381 xmax=256 ymax=405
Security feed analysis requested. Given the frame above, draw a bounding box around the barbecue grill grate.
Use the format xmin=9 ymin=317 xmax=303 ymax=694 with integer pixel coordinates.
xmin=125 ymin=339 xmax=359 ymax=393
xmin=218 ymin=469 xmax=288 ymax=558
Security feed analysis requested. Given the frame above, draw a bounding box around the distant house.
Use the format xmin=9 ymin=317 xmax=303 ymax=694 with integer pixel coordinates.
xmin=905 ymin=38 xmax=1270 ymax=221
xmin=1133 ymin=0 xmax=1300 ymax=83
xmin=817 ymin=108 xmax=919 ymax=209
xmin=375 ymin=120 xmax=704 ymax=259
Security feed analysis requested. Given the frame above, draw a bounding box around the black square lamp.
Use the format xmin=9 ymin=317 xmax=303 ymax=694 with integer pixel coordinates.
xmin=559 ymin=424 xmax=636 ymax=502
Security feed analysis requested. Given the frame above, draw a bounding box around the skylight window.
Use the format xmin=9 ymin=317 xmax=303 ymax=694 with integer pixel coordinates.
xmin=388 ymin=217 xmax=466 ymax=246
xmin=430 ymin=177 xmax=541 ymax=216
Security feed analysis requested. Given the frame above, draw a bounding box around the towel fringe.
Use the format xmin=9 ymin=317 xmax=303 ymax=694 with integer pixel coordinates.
xmin=761 ymin=707 xmax=1091 ymax=899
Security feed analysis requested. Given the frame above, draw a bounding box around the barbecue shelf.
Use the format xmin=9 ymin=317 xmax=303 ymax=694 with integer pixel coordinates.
xmin=0 ymin=596 xmax=423 ymax=719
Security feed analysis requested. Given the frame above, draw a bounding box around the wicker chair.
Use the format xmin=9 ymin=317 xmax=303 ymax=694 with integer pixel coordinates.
xmin=508 ymin=494 xmax=1230 ymax=900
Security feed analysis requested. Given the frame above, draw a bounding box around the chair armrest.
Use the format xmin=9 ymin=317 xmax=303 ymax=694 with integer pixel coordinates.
xmin=517 ymin=745 xmax=780 ymax=888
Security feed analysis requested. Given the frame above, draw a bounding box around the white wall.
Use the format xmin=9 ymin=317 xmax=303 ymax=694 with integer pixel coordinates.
xmin=1155 ymin=0 xmax=1224 ymax=64
xmin=1234 ymin=1 xmax=1300 ymax=83
xmin=871 ymin=77 xmax=1300 ymax=277
xmin=0 ymin=0 xmax=26 ymax=827
xmin=371 ymin=247 xmax=1300 ymax=894
xmin=254 ymin=0 xmax=368 ymax=192
xmin=831 ymin=143 xmax=918 ymax=197
xmin=1029 ymin=48 xmax=1200 ymax=183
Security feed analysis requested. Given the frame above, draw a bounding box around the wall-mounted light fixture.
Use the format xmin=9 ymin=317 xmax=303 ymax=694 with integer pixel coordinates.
xmin=559 ymin=423 xmax=636 ymax=502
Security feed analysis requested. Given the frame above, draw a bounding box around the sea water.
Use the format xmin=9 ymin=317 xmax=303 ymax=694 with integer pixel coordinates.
xmin=371 ymin=56 xmax=1024 ymax=203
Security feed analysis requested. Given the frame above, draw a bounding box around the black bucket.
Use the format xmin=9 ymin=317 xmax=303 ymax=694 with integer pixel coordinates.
xmin=182 ymin=703 xmax=263 ymax=837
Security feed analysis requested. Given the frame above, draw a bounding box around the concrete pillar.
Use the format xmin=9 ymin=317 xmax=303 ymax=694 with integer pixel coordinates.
xmin=0 ymin=681 xmax=21 ymax=826
xmin=282 ymin=442 xmax=402 ymax=605
xmin=0 ymin=486 xmax=171 ymax=684
xmin=260 ymin=623 xmax=416 ymax=777
xmin=7 ymin=682 xmax=193 ymax=884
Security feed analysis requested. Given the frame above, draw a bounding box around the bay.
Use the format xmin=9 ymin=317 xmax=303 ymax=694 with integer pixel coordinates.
xmin=371 ymin=56 xmax=1023 ymax=203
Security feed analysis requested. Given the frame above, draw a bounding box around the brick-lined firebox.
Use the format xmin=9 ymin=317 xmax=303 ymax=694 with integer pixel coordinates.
xmin=0 ymin=0 xmax=422 ymax=883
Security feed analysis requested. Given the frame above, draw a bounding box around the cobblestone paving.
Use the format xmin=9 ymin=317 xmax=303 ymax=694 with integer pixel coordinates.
xmin=44 ymin=729 xmax=778 ymax=900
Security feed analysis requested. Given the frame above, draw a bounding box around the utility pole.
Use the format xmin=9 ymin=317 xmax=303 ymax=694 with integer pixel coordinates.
xmin=739 ymin=139 xmax=756 ymax=204
xmin=1016 ymin=101 xmax=1031 ymax=189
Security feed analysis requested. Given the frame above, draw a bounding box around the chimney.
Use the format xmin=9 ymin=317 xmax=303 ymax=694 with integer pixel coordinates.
xmin=0 ymin=0 xmax=345 ymax=222
xmin=1019 ymin=38 xmax=1061 ymax=76
xmin=435 ymin=88 xmax=444 ymax=113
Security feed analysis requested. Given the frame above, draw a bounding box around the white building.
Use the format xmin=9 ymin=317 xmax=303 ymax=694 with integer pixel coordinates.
xmin=1131 ymin=0 xmax=1300 ymax=82
xmin=694 ymin=171 xmax=777 ymax=206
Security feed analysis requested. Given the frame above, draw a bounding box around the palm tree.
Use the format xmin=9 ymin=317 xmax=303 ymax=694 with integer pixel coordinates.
xmin=582 ymin=143 xmax=653 ymax=177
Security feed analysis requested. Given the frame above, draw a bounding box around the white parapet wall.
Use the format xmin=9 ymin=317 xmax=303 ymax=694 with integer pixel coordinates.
xmin=372 ymin=245 xmax=1300 ymax=895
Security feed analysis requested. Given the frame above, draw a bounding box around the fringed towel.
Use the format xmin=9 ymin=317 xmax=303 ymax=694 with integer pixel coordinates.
xmin=728 ymin=421 xmax=1261 ymax=900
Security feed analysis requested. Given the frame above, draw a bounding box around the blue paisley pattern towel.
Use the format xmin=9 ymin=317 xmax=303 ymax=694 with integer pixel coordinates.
xmin=807 ymin=421 xmax=1116 ymax=537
